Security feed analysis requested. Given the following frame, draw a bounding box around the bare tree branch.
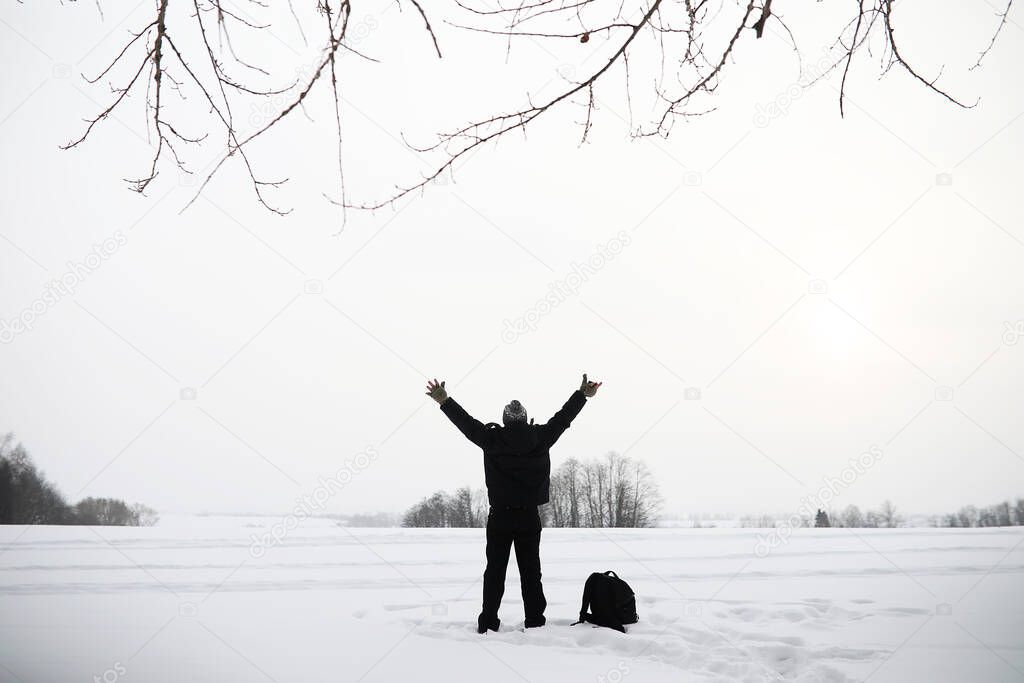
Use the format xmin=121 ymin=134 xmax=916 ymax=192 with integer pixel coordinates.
xmin=53 ymin=0 xmax=1014 ymax=215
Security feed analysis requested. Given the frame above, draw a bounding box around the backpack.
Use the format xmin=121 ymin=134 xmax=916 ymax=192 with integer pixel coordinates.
xmin=571 ymin=571 xmax=638 ymax=633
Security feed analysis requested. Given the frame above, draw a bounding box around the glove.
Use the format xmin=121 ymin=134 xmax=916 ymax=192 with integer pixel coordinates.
xmin=425 ymin=378 xmax=448 ymax=404
xmin=580 ymin=373 xmax=602 ymax=398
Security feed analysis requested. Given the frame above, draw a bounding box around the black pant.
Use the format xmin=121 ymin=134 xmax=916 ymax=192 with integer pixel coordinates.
xmin=481 ymin=506 xmax=546 ymax=626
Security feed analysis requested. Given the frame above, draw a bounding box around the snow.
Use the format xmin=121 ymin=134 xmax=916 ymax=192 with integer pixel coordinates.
xmin=1 ymin=517 xmax=1022 ymax=682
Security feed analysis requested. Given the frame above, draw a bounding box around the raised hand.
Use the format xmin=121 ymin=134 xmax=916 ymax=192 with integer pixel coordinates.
xmin=425 ymin=378 xmax=448 ymax=404
xmin=580 ymin=373 xmax=602 ymax=398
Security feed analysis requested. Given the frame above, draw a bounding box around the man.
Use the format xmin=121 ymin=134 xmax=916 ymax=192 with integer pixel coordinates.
xmin=425 ymin=373 xmax=602 ymax=634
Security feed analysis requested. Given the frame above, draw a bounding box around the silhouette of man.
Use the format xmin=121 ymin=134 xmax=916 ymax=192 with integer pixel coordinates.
xmin=426 ymin=374 xmax=602 ymax=633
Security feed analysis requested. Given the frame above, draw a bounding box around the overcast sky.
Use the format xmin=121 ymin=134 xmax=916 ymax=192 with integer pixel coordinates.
xmin=1 ymin=0 xmax=1022 ymax=518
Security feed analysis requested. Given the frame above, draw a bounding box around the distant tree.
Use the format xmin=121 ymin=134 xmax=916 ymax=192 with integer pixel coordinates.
xmin=0 ymin=454 xmax=9 ymax=521
xmin=814 ymin=509 xmax=831 ymax=528
xmin=427 ymin=492 xmax=451 ymax=526
xmin=548 ymin=452 xmax=660 ymax=528
xmin=957 ymin=505 xmax=980 ymax=528
xmin=548 ymin=457 xmax=583 ymax=528
xmin=1015 ymin=499 xmax=1024 ymax=526
xmin=626 ymin=457 xmax=662 ymax=528
xmin=976 ymin=502 xmax=1013 ymax=527
xmin=401 ymin=496 xmax=430 ymax=527
xmin=877 ymin=500 xmax=902 ymax=528
xmin=579 ymin=458 xmax=606 ymax=527
xmin=402 ymin=488 xmax=488 ymax=528
xmin=995 ymin=502 xmax=1012 ymax=527
xmin=839 ymin=505 xmax=865 ymax=529
xmin=739 ymin=515 xmax=776 ymax=528
xmin=471 ymin=488 xmax=489 ymax=527
xmin=447 ymin=487 xmax=474 ymax=528
xmin=130 ymin=503 xmax=160 ymax=527
xmin=341 ymin=512 xmax=396 ymax=527
xmin=0 ymin=434 xmax=71 ymax=524
xmin=74 ymin=498 xmax=136 ymax=526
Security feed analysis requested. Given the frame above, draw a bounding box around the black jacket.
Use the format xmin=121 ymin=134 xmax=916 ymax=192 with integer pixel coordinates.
xmin=440 ymin=390 xmax=588 ymax=507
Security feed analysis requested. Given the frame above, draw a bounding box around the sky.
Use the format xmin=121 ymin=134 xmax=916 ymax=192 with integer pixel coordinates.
xmin=1 ymin=0 xmax=1022 ymax=518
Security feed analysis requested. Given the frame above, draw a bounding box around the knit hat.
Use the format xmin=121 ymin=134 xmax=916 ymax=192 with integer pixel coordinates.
xmin=502 ymin=400 xmax=528 ymax=425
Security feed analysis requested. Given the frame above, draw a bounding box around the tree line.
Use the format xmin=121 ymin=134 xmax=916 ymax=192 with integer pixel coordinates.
xmin=1 ymin=433 xmax=158 ymax=526
xmin=402 ymin=487 xmax=489 ymax=528
xmin=742 ymin=498 xmax=1024 ymax=530
xmin=817 ymin=499 xmax=1024 ymax=529
xmin=741 ymin=500 xmax=905 ymax=529
xmin=402 ymin=452 xmax=661 ymax=528
xmin=930 ymin=499 xmax=1024 ymax=528
xmin=814 ymin=501 xmax=904 ymax=528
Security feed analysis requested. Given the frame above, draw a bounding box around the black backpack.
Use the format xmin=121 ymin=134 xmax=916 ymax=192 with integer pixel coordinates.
xmin=571 ymin=571 xmax=638 ymax=633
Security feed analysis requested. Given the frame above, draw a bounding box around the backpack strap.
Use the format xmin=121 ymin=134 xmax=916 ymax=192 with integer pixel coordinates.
xmin=570 ymin=573 xmax=598 ymax=626
xmin=581 ymin=612 xmax=626 ymax=633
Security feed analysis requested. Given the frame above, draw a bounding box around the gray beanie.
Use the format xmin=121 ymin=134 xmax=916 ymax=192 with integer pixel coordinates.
xmin=502 ymin=400 xmax=528 ymax=425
